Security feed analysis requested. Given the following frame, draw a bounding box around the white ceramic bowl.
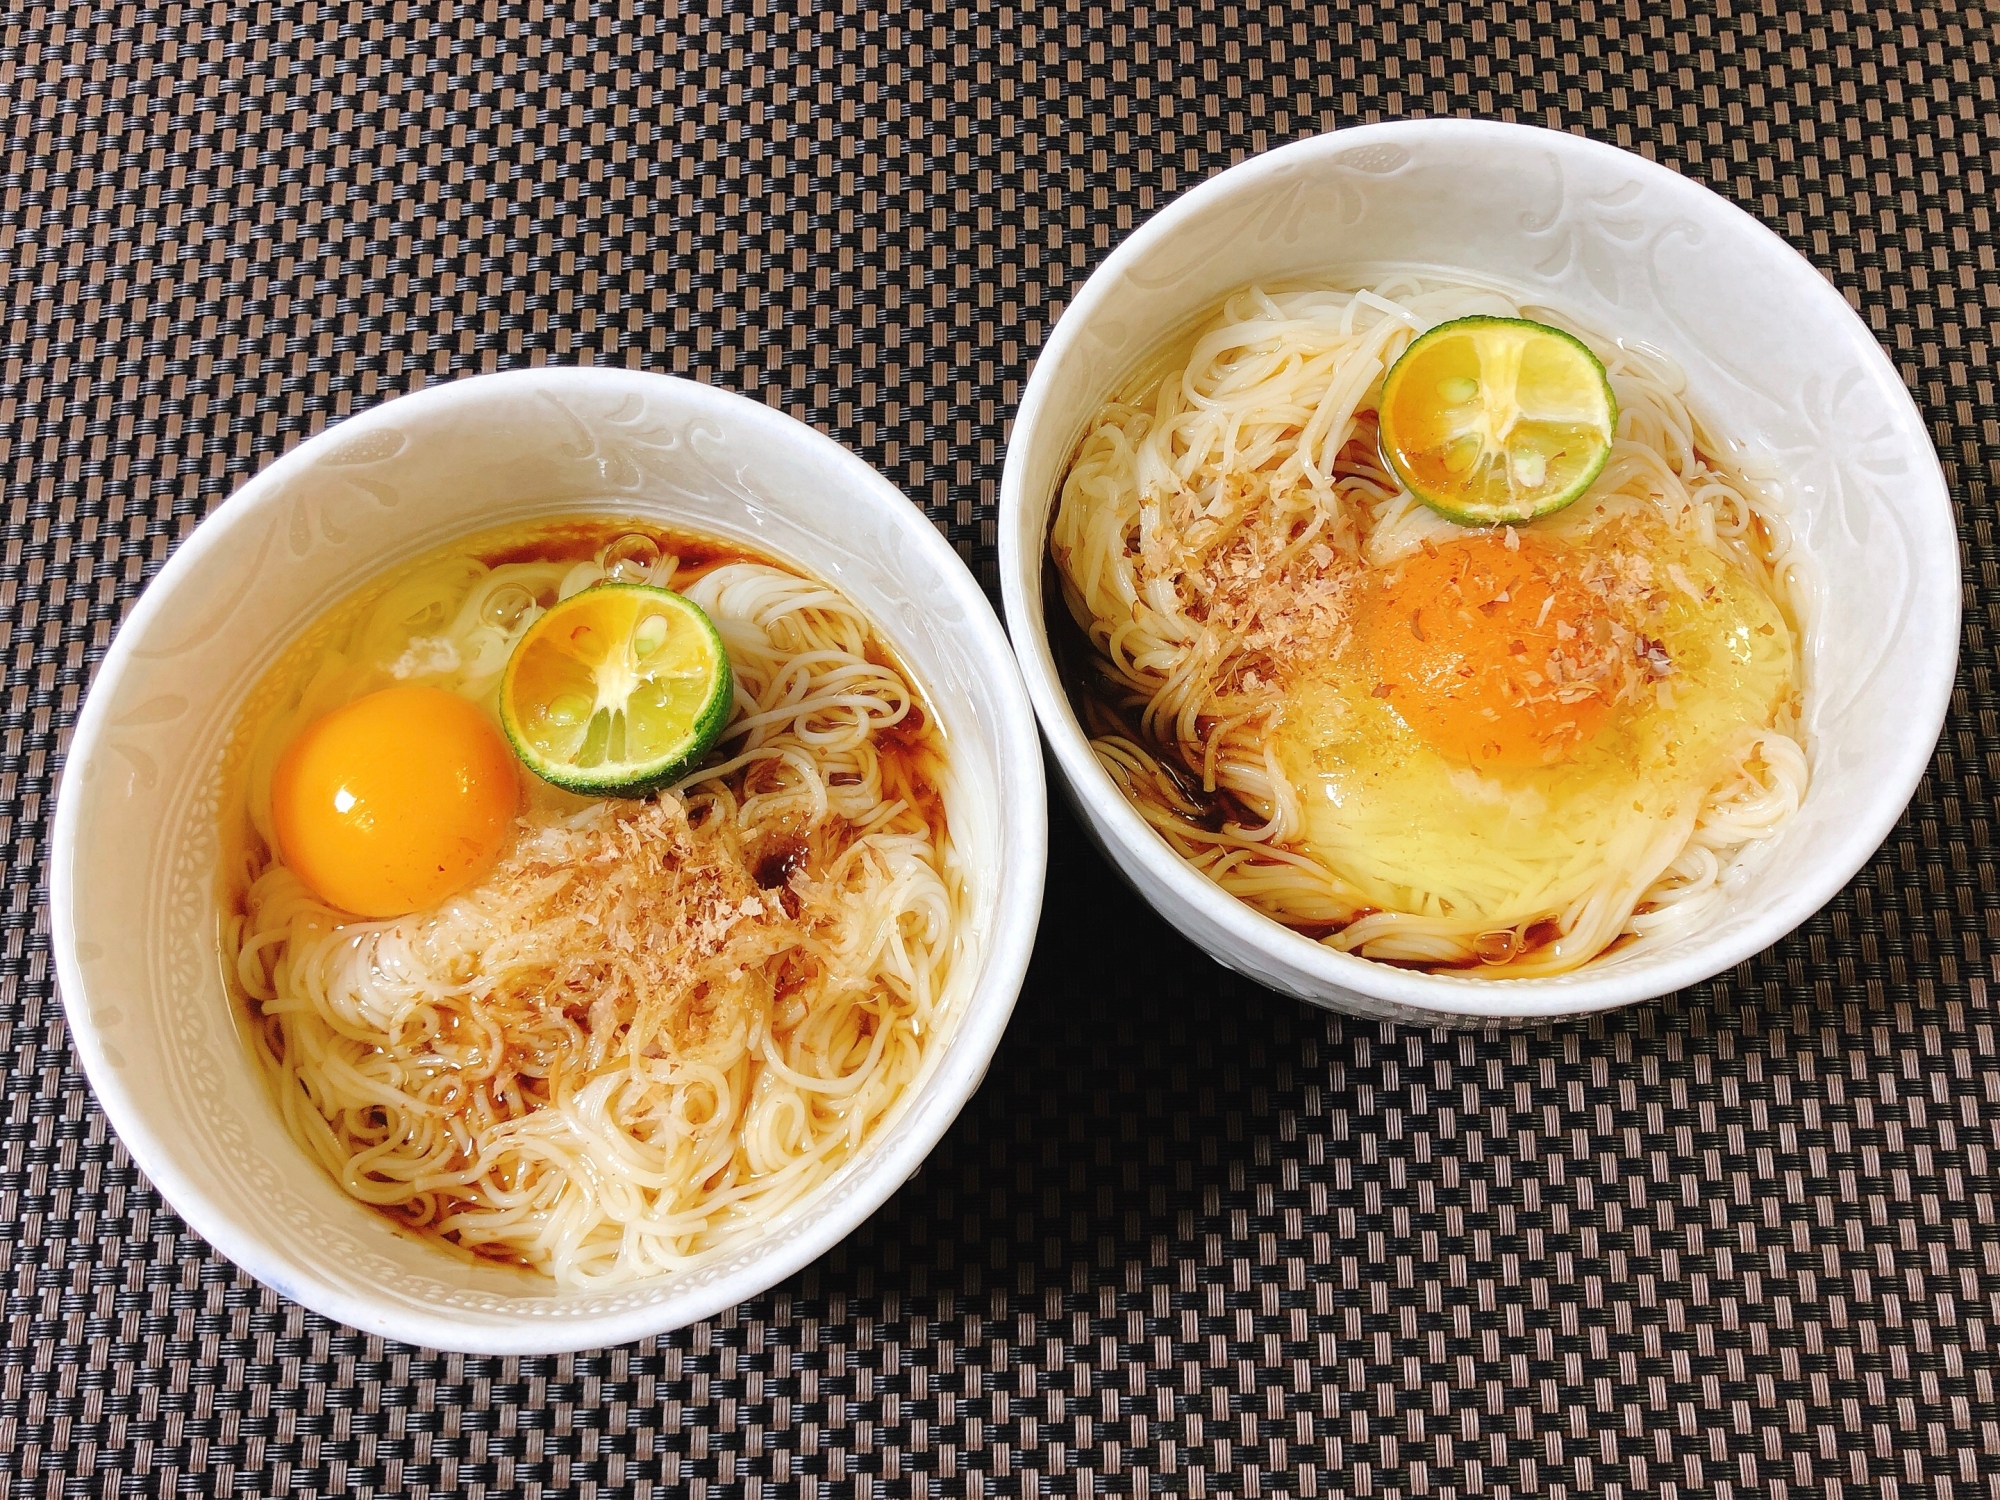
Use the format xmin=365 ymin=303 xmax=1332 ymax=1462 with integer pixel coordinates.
xmin=1000 ymin=119 xmax=1958 ymax=1024
xmin=52 ymin=369 xmax=1047 ymax=1353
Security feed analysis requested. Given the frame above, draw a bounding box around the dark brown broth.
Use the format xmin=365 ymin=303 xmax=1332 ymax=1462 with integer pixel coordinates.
xmin=1042 ymin=554 xmax=1250 ymax=837
xmin=474 ymin=517 xmax=761 ymax=574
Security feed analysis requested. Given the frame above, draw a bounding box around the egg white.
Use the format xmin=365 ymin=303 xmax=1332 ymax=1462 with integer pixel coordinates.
xmin=1278 ymin=513 xmax=1796 ymax=928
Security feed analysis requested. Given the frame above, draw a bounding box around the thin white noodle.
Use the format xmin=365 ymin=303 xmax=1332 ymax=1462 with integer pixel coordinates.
xmin=223 ymin=540 xmax=964 ymax=1287
xmin=1052 ymin=277 xmax=1810 ymax=977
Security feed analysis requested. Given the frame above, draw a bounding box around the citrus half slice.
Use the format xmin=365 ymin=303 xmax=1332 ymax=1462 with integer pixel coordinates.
xmin=500 ymin=583 xmax=734 ymax=796
xmin=1378 ymin=315 xmax=1618 ymax=525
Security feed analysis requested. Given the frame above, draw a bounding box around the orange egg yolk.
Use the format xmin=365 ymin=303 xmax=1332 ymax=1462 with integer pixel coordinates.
xmin=1357 ymin=532 xmax=1611 ymax=768
xmin=271 ymin=684 xmax=520 ymax=918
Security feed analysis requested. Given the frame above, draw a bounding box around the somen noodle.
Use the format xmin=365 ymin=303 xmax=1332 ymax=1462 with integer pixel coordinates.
xmin=1050 ymin=275 xmax=1809 ymax=977
xmin=221 ymin=522 xmax=965 ymax=1285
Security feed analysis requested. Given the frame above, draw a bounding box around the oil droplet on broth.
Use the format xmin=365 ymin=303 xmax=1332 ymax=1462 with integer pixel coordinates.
xmin=603 ymin=533 xmax=662 ymax=582
xmin=480 ymin=583 xmax=538 ymax=631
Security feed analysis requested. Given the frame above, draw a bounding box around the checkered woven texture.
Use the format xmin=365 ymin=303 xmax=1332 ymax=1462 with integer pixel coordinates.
xmin=4 ymin=1 xmax=1998 ymax=1495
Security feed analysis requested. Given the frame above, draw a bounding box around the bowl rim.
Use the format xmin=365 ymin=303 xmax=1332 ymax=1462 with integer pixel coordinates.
xmin=52 ymin=366 xmax=1049 ymax=1353
xmin=998 ymin=117 xmax=1960 ymax=1021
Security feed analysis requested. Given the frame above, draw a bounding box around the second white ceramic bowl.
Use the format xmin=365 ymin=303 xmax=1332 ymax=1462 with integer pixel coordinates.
xmin=53 ymin=369 xmax=1047 ymax=1353
xmin=1000 ymin=120 xmax=1959 ymax=1024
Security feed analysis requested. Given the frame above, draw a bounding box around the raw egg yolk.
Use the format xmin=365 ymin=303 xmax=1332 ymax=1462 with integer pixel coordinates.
xmin=1358 ymin=532 xmax=1611 ymax=768
xmin=271 ymin=684 xmax=520 ymax=918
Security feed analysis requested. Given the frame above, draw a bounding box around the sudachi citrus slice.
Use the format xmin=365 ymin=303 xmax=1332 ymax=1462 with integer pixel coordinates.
xmin=500 ymin=583 xmax=734 ymax=796
xmin=1377 ymin=315 xmax=1618 ymax=525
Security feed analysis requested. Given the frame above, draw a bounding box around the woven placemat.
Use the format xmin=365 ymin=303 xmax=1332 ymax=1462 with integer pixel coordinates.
xmin=4 ymin=1 xmax=1997 ymax=1495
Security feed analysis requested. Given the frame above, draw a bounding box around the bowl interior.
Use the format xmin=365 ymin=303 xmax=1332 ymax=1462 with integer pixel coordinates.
xmin=56 ymin=370 xmax=1042 ymax=1351
xmin=1004 ymin=121 xmax=1959 ymax=1020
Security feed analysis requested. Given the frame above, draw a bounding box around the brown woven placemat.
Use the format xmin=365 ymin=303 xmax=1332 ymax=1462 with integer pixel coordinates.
xmin=4 ymin=1 xmax=1996 ymax=1495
